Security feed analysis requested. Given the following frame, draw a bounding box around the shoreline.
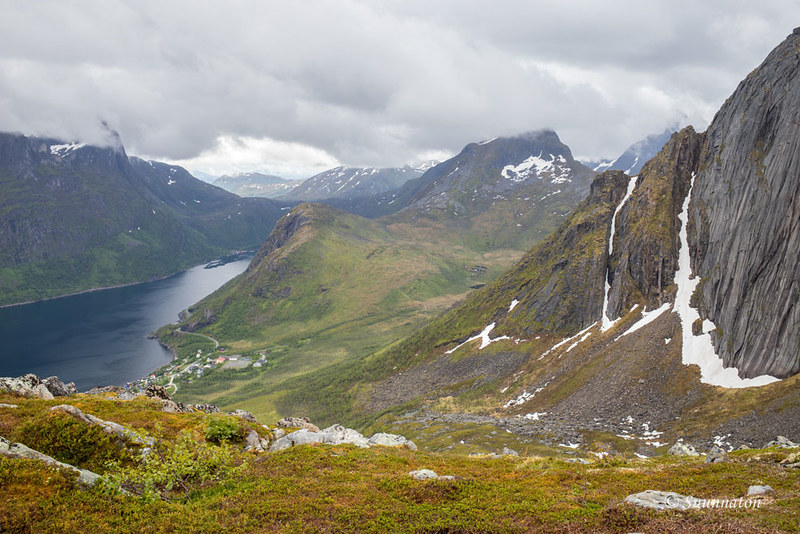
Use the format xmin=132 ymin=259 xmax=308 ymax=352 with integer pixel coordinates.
xmin=0 ymin=250 xmax=255 ymax=310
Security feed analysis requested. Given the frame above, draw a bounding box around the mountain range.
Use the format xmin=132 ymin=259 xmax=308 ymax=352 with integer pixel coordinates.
xmin=0 ymin=133 xmax=288 ymax=306
xmin=280 ymin=164 xmax=434 ymax=202
xmin=212 ymin=172 xmax=297 ymax=198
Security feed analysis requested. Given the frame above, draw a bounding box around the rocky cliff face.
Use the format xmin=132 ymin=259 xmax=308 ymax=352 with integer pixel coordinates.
xmin=689 ymin=28 xmax=800 ymax=378
xmin=606 ymin=127 xmax=704 ymax=319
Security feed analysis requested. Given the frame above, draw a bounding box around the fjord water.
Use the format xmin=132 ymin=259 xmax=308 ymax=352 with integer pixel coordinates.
xmin=0 ymin=257 xmax=251 ymax=390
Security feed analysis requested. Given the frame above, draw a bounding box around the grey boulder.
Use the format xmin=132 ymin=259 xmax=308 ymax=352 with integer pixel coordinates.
xmin=667 ymin=442 xmax=699 ymax=456
xmin=409 ymin=469 xmax=440 ymax=481
xmin=320 ymin=425 xmax=370 ymax=448
xmin=368 ymin=432 xmax=417 ymax=450
xmin=705 ymin=446 xmax=729 ymax=463
xmin=747 ymin=485 xmax=774 ymax=496
xmin=625 ymin=490 xmax=695 ymax=510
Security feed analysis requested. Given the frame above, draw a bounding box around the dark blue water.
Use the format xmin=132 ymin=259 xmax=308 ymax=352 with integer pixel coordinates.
xmin=0 ymin=258 xmax=250 ymax=390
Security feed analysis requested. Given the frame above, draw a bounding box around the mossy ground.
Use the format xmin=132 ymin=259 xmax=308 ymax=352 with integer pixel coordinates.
xmin=1 ymin=393 xmax=798 ymax=533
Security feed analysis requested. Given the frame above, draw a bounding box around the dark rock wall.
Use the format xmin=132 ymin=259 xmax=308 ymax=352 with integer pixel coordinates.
xmin=690 ymin=28 xmax=800 ymax=378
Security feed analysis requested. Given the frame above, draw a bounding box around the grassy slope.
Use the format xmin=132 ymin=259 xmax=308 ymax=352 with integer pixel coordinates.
xmin=1 ymin=392 xmax=798 ymax=533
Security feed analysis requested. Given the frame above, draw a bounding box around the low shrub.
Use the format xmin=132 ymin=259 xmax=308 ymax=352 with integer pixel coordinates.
xmin=204 ymin=416 xmax=246 ymax=444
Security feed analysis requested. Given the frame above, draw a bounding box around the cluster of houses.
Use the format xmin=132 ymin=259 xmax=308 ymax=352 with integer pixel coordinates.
xmin=127 ymin=349 xmax=271 ymax=393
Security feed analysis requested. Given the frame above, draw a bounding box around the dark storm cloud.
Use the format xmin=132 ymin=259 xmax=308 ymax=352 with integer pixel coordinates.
xmin=0 ymin=0 xmax=798 ymax=176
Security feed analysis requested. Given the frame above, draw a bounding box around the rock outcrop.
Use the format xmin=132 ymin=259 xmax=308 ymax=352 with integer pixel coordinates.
xmin=269 ymin=422 xmax=416 ymax=454
xmin=50 ymin=404 xmax=154 ymax=446
xmin=0 ymin=374 xmax=76 ymax=400
xmin=667 ymin=442 xmax=699 ymax=457
xmin=625 ymin=490 xmax=694 ymax=510
xmin=0 ymin=436 xmax=101 ymax=486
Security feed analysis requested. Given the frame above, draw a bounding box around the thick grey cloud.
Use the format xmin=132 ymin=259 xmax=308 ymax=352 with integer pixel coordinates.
xmin=0 ymin=0 xmax=798 ymax=177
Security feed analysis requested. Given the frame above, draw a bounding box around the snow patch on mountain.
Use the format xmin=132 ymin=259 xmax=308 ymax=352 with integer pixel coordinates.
xmin=615 ymin=302 xmax=671 ymax=340
xmin=446 ymin=323 xmax=510 ymax=354
xmin=501 ymin=153 xmax=570 ymax=183
xmin=50 ymin=142 xmax=86 ymax=156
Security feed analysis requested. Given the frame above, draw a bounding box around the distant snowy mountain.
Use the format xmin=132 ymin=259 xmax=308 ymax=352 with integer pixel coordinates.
xmin=282 ymin=165 xmax=429 ymax=201
xmin=213 ymin=172 xmax=297 ymax=198
xmin=584 ymin=129 xmax=674 ymax=176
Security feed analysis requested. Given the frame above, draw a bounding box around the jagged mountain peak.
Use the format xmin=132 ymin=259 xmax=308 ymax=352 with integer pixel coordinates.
xmin=395 ymin=129 xmax=593 ymax=216
xmin=586 ymin=128 xmax=675 ymax=175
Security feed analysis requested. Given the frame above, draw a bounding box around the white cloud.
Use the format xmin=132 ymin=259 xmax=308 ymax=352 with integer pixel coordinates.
xmin=159 ymin=136 xmax=340 ymax=180
xmin=0 ymin=0 xmax=798 ymax=173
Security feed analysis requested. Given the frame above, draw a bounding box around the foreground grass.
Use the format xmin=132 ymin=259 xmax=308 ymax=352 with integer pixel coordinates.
xmin=1 ymin=394 xmax=798 ymax=533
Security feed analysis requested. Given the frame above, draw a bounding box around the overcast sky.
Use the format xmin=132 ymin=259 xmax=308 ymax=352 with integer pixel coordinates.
xmin=1 ymin=1 xmax=798 ymax=179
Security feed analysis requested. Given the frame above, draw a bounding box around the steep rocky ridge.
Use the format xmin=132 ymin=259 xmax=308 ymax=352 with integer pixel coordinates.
xmin=689 ymin=28 xmax=800 ymax=378
xmin=605 ymin=127 xmax=705 ymax=319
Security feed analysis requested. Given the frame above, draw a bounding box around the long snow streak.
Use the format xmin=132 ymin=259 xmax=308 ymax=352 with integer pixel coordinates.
xmin=446 ymin=323 xmax=510 ymax=354
xmin=601 ymin=176 xmax=638 ymax=332
xmin=674 ymin=174 xmax=779 ymax=388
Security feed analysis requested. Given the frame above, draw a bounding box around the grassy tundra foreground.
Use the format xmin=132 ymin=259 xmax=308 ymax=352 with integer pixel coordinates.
xmin=1 ymin=392 xmax=798 ymax=533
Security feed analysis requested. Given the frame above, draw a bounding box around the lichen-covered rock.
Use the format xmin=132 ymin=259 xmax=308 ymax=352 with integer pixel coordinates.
xmin=764 ymin=436 xmax=799 ymax=449
xmin=748 ymin=485 xmax=774 ymax=496
xmin=625 ymin=490 xmax=694 ymax=510
xmin=243 ymin=429 xmax=265 ymax=453
xmin=276 ymin=417 xmax=319 ymax=432
xmin=368 ymin=433 xmax=417 ymax=450
xmin=0 ymin=440 xmax=101 ymax=486
xmin=189 ymin=403 xmax=220 ymax=413
xmin=705 ymin=445 xmax=729 ymax=463
xmin=0 ymin=374 xmax=53 ymax=399
xmin=501 ymin=447 xmax=519 ymax=457
xmin=143 ymin=384 xmax=171 ymax=400
xmin=409 ymin=469 xmax=439 ymax=481
xmin=50 ymin=404 xmax=154 ymax=446
xmin=86 ymin=385 xmax=126 ymax=396
xmin=269 ymin=428 xmax=324 ymax=452
xmin=320 ymin=425 xmax=370 ymax=448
